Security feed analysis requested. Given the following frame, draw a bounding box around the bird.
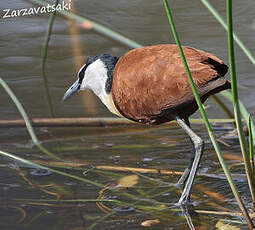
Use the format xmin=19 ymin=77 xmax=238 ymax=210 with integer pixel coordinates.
xmin=62 ymin=44 xmax=230 ymax=205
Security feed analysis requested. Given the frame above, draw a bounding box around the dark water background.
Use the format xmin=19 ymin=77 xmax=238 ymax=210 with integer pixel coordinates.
xmin=0 ymin=0 xmax=255 ymax=229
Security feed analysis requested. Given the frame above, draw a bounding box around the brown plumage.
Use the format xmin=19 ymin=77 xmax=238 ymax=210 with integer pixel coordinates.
xmin=112 ymin=44 xmax=230 ymax=124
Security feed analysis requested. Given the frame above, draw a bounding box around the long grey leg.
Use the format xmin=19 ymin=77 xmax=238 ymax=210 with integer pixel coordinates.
xmin=176 ymin=118 xmax=195 ymax=186
xmin=176 ymin=116 xmax=204 ymax=204
xmin=182 ymin=206 xmax=196 ymax=230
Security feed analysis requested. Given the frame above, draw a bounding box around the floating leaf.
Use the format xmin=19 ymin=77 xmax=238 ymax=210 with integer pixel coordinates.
xmin=141 ymin=219 xmax=160 ymax=227
xmin=118 ymin=175 xmax=138 ymax=188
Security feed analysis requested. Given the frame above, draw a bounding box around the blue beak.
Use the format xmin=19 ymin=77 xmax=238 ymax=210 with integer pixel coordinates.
xmin=62 ymin=79 xmax=80 ymax=102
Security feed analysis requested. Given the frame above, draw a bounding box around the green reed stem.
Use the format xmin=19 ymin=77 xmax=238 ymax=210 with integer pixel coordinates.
xmin=200 ymin=0 xmax=255 ymax=66
xmin=248 ymin=115 xmax=255 ymax=207
xmin=0 ymin=150 xmax=104 ymax=188
xmin=211 ymin=95 xmax=234 ymax=119
xmin=0 ymin=77 xmax=59 ymax=160
xmin=40 ymin=0 xmax=60 ymax=118
xmin=220 ymin=91 xmax=255 ymax=142
xmin=25 ymin=0 xmax=141 ymax=49
xmin=227 ymin=0 xmax=255 ymax=214
xmin=163 ymin=0 xmax=253 ymax=227
xmin=201 ymin=0 xmax=255 ymax=141
xmin=248 ymin=115 xmax=255 ymax=165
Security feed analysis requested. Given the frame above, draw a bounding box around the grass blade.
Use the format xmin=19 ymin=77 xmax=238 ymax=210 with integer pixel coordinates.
xmin=226 ymin=0 xmax=255 ymax=213
xmin=40 ymin=0 xmax=60 ymax=117
xmin=163 ymin=0 xmax=253 ymax=227
xmin=0 ymin=77 xmax=59 ymax=160
xmin=0 ymin=150 xmax=104 ymax=188
xmin=211 ymin=95 xmax=234 ymax=119
xmin=220 ymin=91 xmax=255 ymax=142
xmin=248 ymin=115 xmax=254 ymax=168
xmin=248 ymin=115 xmax=255 ymax=209
xmin=25 ymin=0 xmax=142 ymax=49
xmin=200 ymin=0 xmax=255 ymax=66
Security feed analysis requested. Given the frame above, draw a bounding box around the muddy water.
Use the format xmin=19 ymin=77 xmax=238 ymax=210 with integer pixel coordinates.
xmin=0 ymin=0 xmax=255 ymax=229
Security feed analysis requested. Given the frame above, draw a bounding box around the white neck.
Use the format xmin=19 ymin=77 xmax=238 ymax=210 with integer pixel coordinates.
xmin=80 ymin=59 xmax=122 ymax=117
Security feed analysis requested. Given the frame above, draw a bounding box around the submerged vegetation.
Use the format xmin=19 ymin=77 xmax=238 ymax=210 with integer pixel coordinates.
xmin=1 ymin=0 xmax=255 ymax=229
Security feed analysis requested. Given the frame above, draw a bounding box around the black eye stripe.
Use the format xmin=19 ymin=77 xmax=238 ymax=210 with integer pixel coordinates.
xmin=78 ymin=65 xmax=87 ymax=84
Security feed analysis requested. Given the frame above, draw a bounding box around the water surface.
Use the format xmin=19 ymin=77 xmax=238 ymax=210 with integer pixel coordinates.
xmin=0 ymin=0 xmax=254 ymax=229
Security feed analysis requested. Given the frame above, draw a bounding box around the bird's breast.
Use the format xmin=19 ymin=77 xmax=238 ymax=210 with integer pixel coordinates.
xmin=101 ymin=92 xmax=123 ymax=117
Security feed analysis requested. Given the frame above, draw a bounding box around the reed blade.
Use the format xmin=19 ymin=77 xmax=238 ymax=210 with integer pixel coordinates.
xmin=163 ymin=0 xmax=253 ymax=227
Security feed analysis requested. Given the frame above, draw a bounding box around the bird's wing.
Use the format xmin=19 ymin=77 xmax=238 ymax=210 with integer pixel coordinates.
xmin=112 ymin=44 xmax=228 ymax=123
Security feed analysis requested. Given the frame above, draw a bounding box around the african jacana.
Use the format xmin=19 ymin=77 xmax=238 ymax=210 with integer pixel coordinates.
xmin=63 ymin=44 xmax=230 ymax=205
